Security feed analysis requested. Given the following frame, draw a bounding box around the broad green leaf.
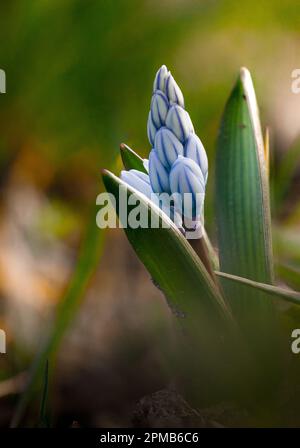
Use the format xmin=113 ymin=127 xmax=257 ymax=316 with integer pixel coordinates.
xmin=216 ymin=271 xmax=300 ymax=306
xmin=215 ymin=68 xmax=279 ymax=380
xmin=216 ymin=67 xmax=273 ymax=286
xmin=120 ymin=143 xmax=147 ymax=173
xmin=103 ymin=170 xmax=230 ymax=325
xmin=102 ymin=170 xmax=246 ymax=405
xmin=11 ymin=206 xmax=105 ymax=427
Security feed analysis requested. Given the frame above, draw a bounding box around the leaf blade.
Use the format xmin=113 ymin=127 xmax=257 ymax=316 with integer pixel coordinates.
xmin=216 ymin=67 xmax=273 ymax=286
xmin=216 ymin=271 xmax=300 ymax=306
xmin=102 ymin=169 xmax=246 ymax=405
xmin=120 ymin=143 xmax=147 ymax=173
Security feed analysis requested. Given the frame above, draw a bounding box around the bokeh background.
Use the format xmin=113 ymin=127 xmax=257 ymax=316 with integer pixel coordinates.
xmin=0 ymin=0 xmax=300 ymax=427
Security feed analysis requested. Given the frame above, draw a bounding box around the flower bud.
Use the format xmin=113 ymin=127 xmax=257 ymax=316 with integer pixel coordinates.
xmin=153 ymin=65 xmax=169 ymax=92
xmin=120 ymin=169 xmax=152 ymax=199
xmin=184 ymin=134 xmax=208 ymax=183
xmin=165 ymin=105 xmax=194 ymax=143
xmin=150 ymin=91 xmax=169 ymax=128
xmin=149 ymin=149 xmax=170 ymax=194
xmin=166 ymin=73 xmax=184 ymax=107
xmin=155 ymin=127 xmax=183 ymax=168
xmin=169 ymin=156 xmax=205 ymax=219
xmin=143 ymin=159 xmax=149 ymax=172
xmin=147 ymin=111 xmax=157 ymax=146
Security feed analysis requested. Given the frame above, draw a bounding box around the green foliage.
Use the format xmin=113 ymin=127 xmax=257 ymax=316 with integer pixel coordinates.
xmin=120 ymin=144 xmax=147 ymax=173
xmin=215 ymin=68 xmax=279 ymax=355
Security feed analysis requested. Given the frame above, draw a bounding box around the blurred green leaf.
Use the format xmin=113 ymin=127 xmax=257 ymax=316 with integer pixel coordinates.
xmin=273 ymin=138 xmax=300 ymax=212
xmin=11 ymin=205 xmax=105 ymax=427
xmin=276 ymin=262 xmax=300 ymax=291
xmin=38 ymin=360 xmax=49 ymax=428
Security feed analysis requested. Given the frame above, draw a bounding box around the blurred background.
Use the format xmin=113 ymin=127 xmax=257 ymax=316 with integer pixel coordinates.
xmin=0 ymin=0 xmax=300 ymax=427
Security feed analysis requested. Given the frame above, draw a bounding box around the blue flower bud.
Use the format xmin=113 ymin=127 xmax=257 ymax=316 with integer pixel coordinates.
xmin=184 ymin=134 xmax=208 ymax=183
xmin=149 ymin=149 xmax=170 ymax=194
xmin=165 ymin=105 xmax=194 ymax=143
xmin=120 ymin=169 xmax=153 ymax=199
xmin=154 ymin=127 xmax=183 ymax=168
xmin=166 ymin=73 xmax=184 ymax=107
xmin=153 ymin=65 xmax=169 ymax=92
xmin=169 ymin=156 xmax=205 ymax=219
xmin=147 ymin=111 xmax=157 ymax=146
xmin=150 ymin=91 xmax=169 ymax=128
xmin=143 ymin=159 xmax=149 ymax=173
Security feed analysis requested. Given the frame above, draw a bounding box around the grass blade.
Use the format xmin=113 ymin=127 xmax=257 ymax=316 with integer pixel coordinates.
xmin=38 ymin=360 xmax=49 ymax=428
xmin=216 ymin=271 xmax=300 ymax=306
xmin=11 ymin=205 xmax=105 ymax=427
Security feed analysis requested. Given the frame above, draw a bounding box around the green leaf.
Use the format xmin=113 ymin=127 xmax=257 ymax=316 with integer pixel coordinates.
xmin=273 ymin=138 xmax=300 ymax=213
xmin=215 ymin=68 xmax=279 ymax=380
xmin=216 ymin=271 xmax=300 ymax=306
xmin=103 ymin=170 xmax=230 ymax=324
xmin=120 ymin=143 xmax=147 ymax=173
xmin=102 ymin=170 xmax=243 ymax=405
xmin=216 ymin=67 xmax=273 ymax=286
xmin=38 ymin=360 xmax=49 ymax=428
xmin=11 ymin=205 xmax=105 ymax=427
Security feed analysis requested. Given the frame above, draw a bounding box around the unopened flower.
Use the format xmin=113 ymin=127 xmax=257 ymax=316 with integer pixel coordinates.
xmin=121 ymin=65 xmax=208 ymax=237
xmin=148 ymin=65 xmax=208 ymax=223
xmin=169 ymin=156 xmax=205 ymax=219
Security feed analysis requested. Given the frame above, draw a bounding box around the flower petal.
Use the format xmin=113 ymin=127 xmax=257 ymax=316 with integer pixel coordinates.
xmin=165 ymin=105 xmax=194 ymax=143
xmin=149 ymin=149 xmax=170 ymax=194
xmin=184 ymin=134 xmax=208 ymax=183
xmin=169 ymin=156 xmax=205 ymax=219
xmin=153 ymin=65 xmax=169 ymax=93
xmin=121 ymin=169 xmax=153 ymax=199
xmin=150 ymin=90 xmax=169 ymax=128
xmin=165 ymin=73 xmax=184 ymax=107
xmin=147 ymin=111 xmax=157 ymax=146
xmin=155 ymin=127 xmax=183 ymax=168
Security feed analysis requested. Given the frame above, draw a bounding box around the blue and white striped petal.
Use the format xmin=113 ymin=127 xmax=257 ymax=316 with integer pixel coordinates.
xmin=169 ymin=156 xmax=205 ymax=219
xmin=150 ymin=90 xmax=169 ymax=128
xmin=120 ymin=169 xmax=153 ymax=199
xmin=147 ymin=111 xmax=157 ymax=146
xmin=184 ymin=134 xmax=208 ymax=183
xmin=165 ymin=105 xmax=194 ymax=143
xmin=154 ymin=127 xmax=183 ymax=168
xmin=153 ymin=65 xmax=169 ymax=93
xmin=149 ymin=149 xmax=170 ymax=194
xmin=165 ymin=73 xmax=184 ymax=107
